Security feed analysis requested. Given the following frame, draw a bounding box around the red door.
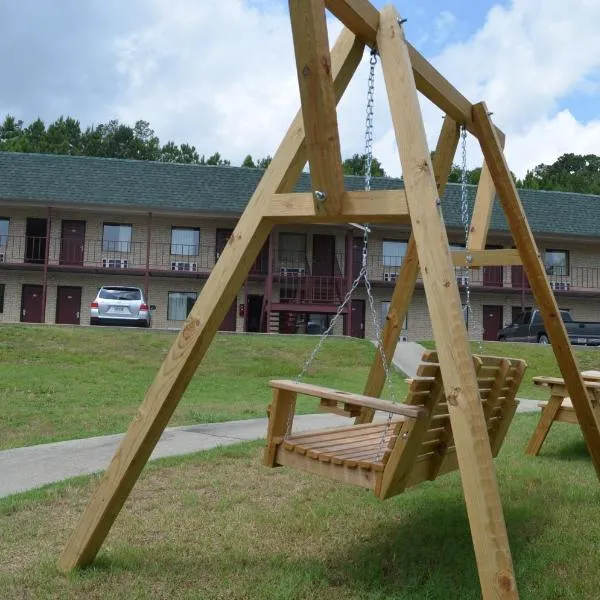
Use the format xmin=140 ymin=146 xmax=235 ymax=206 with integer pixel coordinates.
xmin=312 ymin=234 xmax=335 ymax=276
xmin=351 ymin=299 xmax=365 ymax=338
xmin=511 ymin=265 xmax=530 ymax=289
xmin=219 ymin=301 xmax=236 ymax=332
xmin=56 ymin=286 xmax=82 ymax=325
xmin=60 ymin=220 xmax=86 ymax=265
xmin=482 ymin=305 xmax=503 ymax=341
xmin=21 ymin=285 xmax=44 ymax=323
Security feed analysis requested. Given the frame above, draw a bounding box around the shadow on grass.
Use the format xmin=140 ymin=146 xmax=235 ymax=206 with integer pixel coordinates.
xmin=80 ymin=492 xmax=551 ymax=600
xmin=539 ymin=439 xmax=590 ymax=462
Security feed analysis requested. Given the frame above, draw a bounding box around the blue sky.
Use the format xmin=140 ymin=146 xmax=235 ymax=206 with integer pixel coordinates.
xmin=1 ymin=0 xmax=599 ymax=179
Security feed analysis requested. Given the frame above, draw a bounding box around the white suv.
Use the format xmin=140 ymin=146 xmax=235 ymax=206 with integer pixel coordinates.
xmin=90 ymin=286 xmax=155 ymax=327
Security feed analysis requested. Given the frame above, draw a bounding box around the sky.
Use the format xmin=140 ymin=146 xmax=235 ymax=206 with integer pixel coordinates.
xmin=1 ymin=0 xmax=600 ymax=179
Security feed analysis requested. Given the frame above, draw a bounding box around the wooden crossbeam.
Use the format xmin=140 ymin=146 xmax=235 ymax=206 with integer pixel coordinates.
xmin=473 ymin=101 xmax=600 ymax=480
xmin=378 ymin=9 xmax=517 ymax=599
xmin=265 ymin=190 xmax=409 ymax=223
xmin=58 ymin=27 xmax=365 ymax=572
xmin=290 ymin=0 xmax=346 ymax=214
xmin=357 ymin=114 xmax=460 ymax=424
xmin=467 ymin=131 xmax=506 ymax=251
xmin=325 ymin=0 xmax=503 ymax=138
xmin=451 ymin=249 xmax=522 ymax=268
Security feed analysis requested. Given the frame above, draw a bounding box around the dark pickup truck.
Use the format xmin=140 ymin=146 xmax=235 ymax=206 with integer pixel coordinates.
xmin=497 ymin=309 xmax=600 ymax=346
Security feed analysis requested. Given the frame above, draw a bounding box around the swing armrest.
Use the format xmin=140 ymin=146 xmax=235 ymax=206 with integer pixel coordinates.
xmin=269 ymin=380 xmax=426 ymax=419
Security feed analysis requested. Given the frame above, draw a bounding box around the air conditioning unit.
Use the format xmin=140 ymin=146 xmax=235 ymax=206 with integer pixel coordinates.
xmin=550 ymin=281 xmax=571 ymax=291
xmin=280 ymin=267 xmax=305 ymax=276
xmin=171 ymin=261 xmax=198 ymax=272
xmin=399 ymin=335 xmax=408 ymax=342
xmin=102 ymin=258 xmax=128 ymax=268
xmin=456 ymin=275 xmax=469 ymax=286
xmin=383 ymin=272 xmax=397 ymax=283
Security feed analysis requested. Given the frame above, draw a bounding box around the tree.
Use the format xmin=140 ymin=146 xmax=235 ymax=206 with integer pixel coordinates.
xmin=342 ymin=153 xmax=385 ymax=177
xmin=521 ymin=153 xmax=600 ymax=194
xmin=241 ymin=154 xmax=255 ymax=168
xmin=206 ymin=152 xmax=230 ymax=166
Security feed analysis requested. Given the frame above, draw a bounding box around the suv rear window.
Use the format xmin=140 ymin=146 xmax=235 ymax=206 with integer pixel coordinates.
xmin=99 ymin=288 xmax=141 ymax=301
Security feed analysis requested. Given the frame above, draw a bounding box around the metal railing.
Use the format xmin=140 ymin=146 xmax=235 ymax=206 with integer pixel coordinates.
xmin=1 ymin=236 xmax=599 ymax=294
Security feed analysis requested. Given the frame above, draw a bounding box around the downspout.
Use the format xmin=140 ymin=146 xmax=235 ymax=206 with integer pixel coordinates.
xmin=41 ymin=206 xmax=52 ymax=323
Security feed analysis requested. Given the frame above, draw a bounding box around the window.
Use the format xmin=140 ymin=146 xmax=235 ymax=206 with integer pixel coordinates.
xmin=449 ymin=243 xmax=466 ymax=252
xmin=545 ymin=249 xmax=569 ymax=276
xmin=0 ymin=218 xmax=8 ymax=247
xmin=380 ymin=301 xmax=407 ymax=331
xmin=103 ymin=223 xmax=132 ymax=252
xmin=382 ymin=240 xmax=407 ymax=267
xmin=168 ymin=291 xmax=197 ymax=321
xmin=171 ymin=227 xmax=200 ymax=256
xmin=0 ymin=284 xmax=4 ymax=313
xmin=99 ymin=287 xmax=141 ymax=301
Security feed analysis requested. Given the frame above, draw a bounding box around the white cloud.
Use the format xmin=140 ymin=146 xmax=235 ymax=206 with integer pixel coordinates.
xmin=433 ymin=10 xmax=457 ymax=45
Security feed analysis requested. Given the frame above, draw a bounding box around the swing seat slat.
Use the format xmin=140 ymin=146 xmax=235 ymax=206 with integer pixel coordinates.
xmin=264 ymin=351 xmax=527 ymax=499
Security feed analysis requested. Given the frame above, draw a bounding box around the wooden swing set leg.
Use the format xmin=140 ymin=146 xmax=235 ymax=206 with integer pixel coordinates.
xmin=357 ymin=114 xmax=460 ymax=424
xmin=58 ymin=27 xmax=365 ymax=572
xmin=377 ymin=8 xmax=517 ymax=599
xmin=473 ymin=102 xmax=600 ymax=480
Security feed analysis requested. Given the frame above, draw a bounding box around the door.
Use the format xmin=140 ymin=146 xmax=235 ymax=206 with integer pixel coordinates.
xmin=482 ymin=305 xmax=503 ymax=341
xmin=351 ymin=299 xmax=365 ymax=338
xmin=352 ymin=237 xmax=362 ymax=276
xmin=56 ymin=286 xmax=82 ymax=325
xmin=25 ymin=218 xmax=47 ymax=263
xmin=215 ymin=229 xmax=234 ymax=262
xmin=511 ymin=265 xmax=530 ymax=289
xmin=246 ymin=295 xmax=263 ymax=332
xmin=219 ymin=301 xmax=236 ymax=332
xmin=60 ymin=220 xmax=86 ymax=266
xmin=312 ymin=234 xmax=335 ymax=276
xmin=21 ymin=285 xmax=44 ymax=323
xmin=483 ymin=245 xmax=503 ymax=287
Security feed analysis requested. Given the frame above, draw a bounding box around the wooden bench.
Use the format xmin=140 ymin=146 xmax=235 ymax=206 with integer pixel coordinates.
xmin=264 ymin=352 xmax=527 ymax=500
xmin=525 ymin=371 xmax=600 ymax=455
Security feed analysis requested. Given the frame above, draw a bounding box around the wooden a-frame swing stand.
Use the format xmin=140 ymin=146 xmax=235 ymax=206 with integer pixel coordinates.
xmin=59 ymin=2 xmax=600 ymax=598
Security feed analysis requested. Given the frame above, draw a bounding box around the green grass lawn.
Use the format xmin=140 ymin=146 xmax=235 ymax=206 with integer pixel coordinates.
xmin=0 ymin=325 xmax=407 ymax=450
xmin=3 ymin=325 xmax=600 ymax=451
xmin=1 ymin=415 xmax=600 ymax=599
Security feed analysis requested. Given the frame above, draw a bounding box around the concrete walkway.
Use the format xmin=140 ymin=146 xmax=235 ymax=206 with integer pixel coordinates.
xmin=0 ymin=400 xmax=541 ymax=499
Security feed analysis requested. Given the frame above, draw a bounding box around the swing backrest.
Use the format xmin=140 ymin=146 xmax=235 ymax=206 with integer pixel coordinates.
xmin=377 ymin=351 xmax=527 ymax=499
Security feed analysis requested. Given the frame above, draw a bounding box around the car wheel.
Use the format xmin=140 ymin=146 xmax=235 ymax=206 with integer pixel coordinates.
xmin=538 ymin=334 xmax=549 ymax=344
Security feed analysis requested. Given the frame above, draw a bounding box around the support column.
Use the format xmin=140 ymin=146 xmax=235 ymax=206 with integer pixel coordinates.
xmin=378 ymin=8 xmax=517 ymax=598
xmin=144 ymin=212 xmax=152 ymax=303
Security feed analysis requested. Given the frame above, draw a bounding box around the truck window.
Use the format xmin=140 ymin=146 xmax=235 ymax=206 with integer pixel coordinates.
xmin=522 ymin=311 xmax=532 ymax=325
xmin=532 ymin=312 xmax=542 ymax=324
xmin=560 ymin=310 xmax=573 ymax=322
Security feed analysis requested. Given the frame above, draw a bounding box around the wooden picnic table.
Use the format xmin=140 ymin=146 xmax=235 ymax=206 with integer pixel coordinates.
xmin=525 ymin=371 xmax=600 ymax=455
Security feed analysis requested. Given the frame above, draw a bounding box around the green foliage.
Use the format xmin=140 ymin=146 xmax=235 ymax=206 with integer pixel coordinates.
xmin=522 ymin=153 xmax=600 ymax=194
xmin=342 ymin=152 xmax=386 ymax=177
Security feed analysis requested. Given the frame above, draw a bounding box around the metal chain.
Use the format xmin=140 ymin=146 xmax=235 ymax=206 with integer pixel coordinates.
xmin=458 ymin=126 xmax=484 ymax=356
xmin=290 ymin=49 xmax=397 ymax=458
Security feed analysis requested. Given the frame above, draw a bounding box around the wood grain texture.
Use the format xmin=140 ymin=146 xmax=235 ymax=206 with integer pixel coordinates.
xmin=356 ymin=115 xmax=459 ymax=424
xmin=289 ymin=0 xmax=345 ymax=214
xmin=59 ymin=27 xmax=365 ymax=572
xmin=264 ymin=388 xmax=297 ymax=466
xmin=265 ymin=190 xmax=409 ymax=223
xmin=451 ymin=249 xmax=522 ymax=267
xmin=473 ymin=100 xmax=600 ymax=481
xmin=378 ymin=9 xmax=518 ymax=599
xmin=269 ymin=379 xmax=425 ymax=418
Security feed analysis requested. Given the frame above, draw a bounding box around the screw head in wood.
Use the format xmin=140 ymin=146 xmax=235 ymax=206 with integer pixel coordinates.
xmin=314 ymin=190 xmax=327 ymax=202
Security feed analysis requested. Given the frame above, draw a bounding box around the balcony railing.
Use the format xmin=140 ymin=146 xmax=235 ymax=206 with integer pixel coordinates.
xmin=2 ymin=235 xmax=599 ymax=294
xmin=0 ymin=235 xmax=268 ymax=275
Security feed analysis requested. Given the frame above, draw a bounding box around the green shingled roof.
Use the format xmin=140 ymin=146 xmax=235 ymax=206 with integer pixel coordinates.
xmin=0 ymin=151 xmax=597 ymax=238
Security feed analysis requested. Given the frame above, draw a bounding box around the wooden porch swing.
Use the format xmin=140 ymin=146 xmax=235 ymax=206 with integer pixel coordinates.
xmin=265 ymin=352 xmax=527 ymax=499
xmin=59 ymin=2 xmax=600 ymax=599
